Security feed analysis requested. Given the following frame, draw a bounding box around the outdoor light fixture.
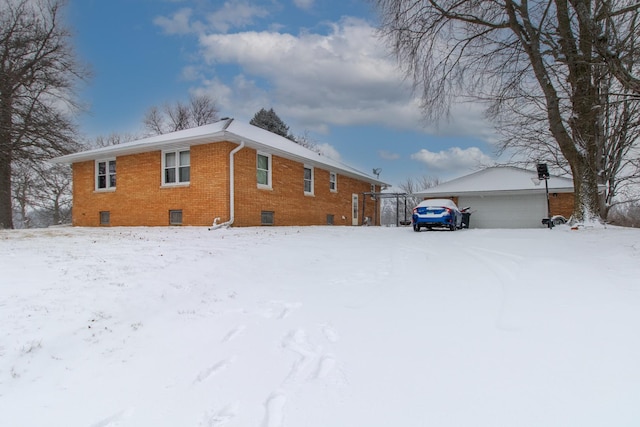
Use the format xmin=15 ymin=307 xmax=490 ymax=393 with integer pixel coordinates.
xmin=537 ymin=163 xmax=552 ymax=228
xmin=537 ymin=163 xmax=550 ymax=180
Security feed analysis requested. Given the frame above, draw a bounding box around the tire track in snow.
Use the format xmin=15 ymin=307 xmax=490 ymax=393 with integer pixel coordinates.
xmin=457 ymin=245 xmax=524 ymax=331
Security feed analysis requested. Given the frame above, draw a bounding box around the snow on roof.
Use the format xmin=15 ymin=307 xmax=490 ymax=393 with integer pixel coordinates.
xmin=53 ymin=118 xmax=387 ymax=186
xmin=415 ymin=166 xmax=576 ymax=196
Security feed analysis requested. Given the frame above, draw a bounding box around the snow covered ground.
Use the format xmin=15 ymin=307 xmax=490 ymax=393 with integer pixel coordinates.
xmin=1 ymin=225 xmax=639 ymax=427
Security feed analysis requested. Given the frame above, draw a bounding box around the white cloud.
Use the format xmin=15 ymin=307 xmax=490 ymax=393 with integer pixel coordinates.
xmin=293 ymin=0 xmax=315 ymax=10
xmin=196 ymin=18 xmax=427 ymax=130
xmin=154 ymin=2 xmax=269 ymax=35
xmin=206 ymin=1 xmax=269 ymax=33
xmin=410 ymin=147 xmax=494 ymax=171
xmin=154 ymin=8 xmax=196 ymax=35
xmin=316 ymin=143 xmax=341 ymax=161
xmin=158 ymin=13 xmax=497 ymax=142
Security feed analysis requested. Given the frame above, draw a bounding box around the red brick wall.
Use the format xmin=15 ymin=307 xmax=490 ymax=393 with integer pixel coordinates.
xmin=549 ymin=192 xmax=574 ymax=218
xmin=71 ymin=141 xmax=380 ymax=227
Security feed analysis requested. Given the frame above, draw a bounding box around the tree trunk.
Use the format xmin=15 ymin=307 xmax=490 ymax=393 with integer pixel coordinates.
xmin=0 ymin=150 xmax=13 ymax=229
xmin=0 ymin=95 xmax=13 ymax=228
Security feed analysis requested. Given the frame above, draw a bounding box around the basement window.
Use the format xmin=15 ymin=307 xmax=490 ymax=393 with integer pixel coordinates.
xmin=99 ymin=211 xmax=110 ymax=225
xmin=327 ymin=214 xmax=334 ymax=225
xmin=261 ymin=211 xmax=274 ymax=226
xmin=169 ymin=210 xmax=183 ymax=225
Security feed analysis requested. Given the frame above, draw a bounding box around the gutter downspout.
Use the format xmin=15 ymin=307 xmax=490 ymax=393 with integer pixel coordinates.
xmin=211 ymin=119 xmax=245 ymax=229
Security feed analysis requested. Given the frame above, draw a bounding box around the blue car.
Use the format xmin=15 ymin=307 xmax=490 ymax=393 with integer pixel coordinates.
xmin=412 ymin=199 xmax=463 ymax=231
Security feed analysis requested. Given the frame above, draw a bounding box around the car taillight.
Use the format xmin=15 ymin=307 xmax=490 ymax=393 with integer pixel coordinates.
xmin=413 ymin=207 xmax=418 ymax=213
xmin=444 ymin=207 xmax=451 ymax=214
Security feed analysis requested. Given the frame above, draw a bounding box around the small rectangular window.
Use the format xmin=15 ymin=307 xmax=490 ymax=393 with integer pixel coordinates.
xmin=261 ymin=211 xmax=274 ymax=226
xmin=329 ymin=172 xmax=337 ymax=192
xmin=304 ymin=166 xmax=314 ymax=195
xmin=169 ymin=210 xmax=183 ymax=225
xmin=96 ymin=159 xmax=116 ymax=190
xmin=257 ymin=153 xmax=272 ymax=188
xmin=99 ymin=211 xmax=110 ymax=225
xmin=164 ymin=150 xmax=190 ymax=185
xmin=327 ymin=214 xmax=334 ymax=225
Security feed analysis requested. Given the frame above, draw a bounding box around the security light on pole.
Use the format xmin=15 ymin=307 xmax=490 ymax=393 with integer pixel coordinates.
xmin=537 ymin=163 xmax=552 ymax=228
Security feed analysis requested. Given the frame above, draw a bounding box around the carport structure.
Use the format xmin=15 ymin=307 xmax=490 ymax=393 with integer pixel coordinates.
xmin=362 ymin=192 xmax=410 ymax=227
xmin=413 ymin=167 xmax=576 ymax=228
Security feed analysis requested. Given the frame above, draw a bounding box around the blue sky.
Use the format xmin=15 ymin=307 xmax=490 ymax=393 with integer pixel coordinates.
xmin=66 ymin=0 xmax=499 ymax=189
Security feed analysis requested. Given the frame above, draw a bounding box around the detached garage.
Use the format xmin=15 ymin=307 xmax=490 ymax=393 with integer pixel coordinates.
xmin=414 ymin=167 xmax=576 ymax=229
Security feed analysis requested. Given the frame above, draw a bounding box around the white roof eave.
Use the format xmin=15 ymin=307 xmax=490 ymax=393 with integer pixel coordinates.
xmin=417 ymin=188 xmax=576 ymax=198
xmin=52 ymin=119 xmax=387 ymax=187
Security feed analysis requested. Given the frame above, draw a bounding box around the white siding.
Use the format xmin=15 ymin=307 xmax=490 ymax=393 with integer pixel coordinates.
xmin=458 ymin=194 xmax=548 ymax=228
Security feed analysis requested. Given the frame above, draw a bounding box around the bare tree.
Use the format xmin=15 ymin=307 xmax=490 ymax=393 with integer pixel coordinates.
xmin=143 ymin=94 xmax=219 ymax=136
xmin=381 ymin=175 xmax=440 ymax=225
xmin=294 ymin=130 xmax=321 ymax=153
xmin=31 ymin=163 xmax=72 ymax=225
xmin=493 ymin=71 xmax=640 ymax=219
xmin=91 ymin=132 xmax=138 ymax=148
xmin=11 ymin=162 xmax=35 ymax=228
xmin=399 ymin=175 xmax=441 ymax=214
xmin=373 ymin=0 xmax=640 ymax=223
xmin=0 ymin=0 xmax=88 ymax=228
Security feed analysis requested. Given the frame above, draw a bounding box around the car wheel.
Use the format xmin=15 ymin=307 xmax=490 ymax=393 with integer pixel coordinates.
xmin=449 ymin=224 xmax=456 ymax=231
xmin=413 ymin=224 xmax=420 ymax=232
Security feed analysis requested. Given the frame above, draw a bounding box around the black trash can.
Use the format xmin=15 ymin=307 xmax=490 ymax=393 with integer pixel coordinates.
xmin=461 ymin=212 xmax=471 ymax=229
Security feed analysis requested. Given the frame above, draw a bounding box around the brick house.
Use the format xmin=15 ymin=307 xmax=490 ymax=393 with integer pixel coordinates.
xmin=54 ymin=118 xmax=387 ymax=227
xmin=413 ymin=166 xmax=585 ymax=228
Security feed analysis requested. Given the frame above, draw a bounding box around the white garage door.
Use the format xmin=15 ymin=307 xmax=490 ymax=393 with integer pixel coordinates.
xmin=458 ymin=194 xmax=547 ymax=228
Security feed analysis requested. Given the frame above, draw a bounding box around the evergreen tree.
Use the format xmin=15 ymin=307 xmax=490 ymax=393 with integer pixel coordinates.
xmin=250 ymin=108 xmax=295 ymax=141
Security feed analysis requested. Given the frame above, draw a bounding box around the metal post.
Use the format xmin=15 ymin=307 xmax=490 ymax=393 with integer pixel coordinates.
xmin=544 ymin=177 xmax=552 ymax=228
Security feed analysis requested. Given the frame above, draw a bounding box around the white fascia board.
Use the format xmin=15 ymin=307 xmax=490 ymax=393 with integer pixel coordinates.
xmin=53 ymin=118 xmax=387 ymax=187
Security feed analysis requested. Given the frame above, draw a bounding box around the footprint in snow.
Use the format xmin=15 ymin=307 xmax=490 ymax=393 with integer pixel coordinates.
xmin=262 ymin=392 xmax=286 ymax=427
xmin=310 ymin=355 xmax=337 ymax=380
xmin=90 ymin=408 xmax=133 ymax=427
xmin=201 ymin=402 xmax=239 ymax=427
xmin=320 ymin=324 xmax=340 ymax=343
xmin=221 ymin=325 xmax=246 ymax=343
xmin=194 ymin=358 xmax=234 ymax=383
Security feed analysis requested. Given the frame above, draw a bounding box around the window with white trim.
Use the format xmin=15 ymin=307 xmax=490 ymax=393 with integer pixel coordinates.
xmin=329 ymin=172 xmax=337 ymax=192
xmin=304 ymin=165 xmax=314 ymax=195
xmin=257 ymin=152 xmax=272 ymax=188
xmin=163 ymin=150 xmax=190 ymax=185
xmin=96 ymin=159 xmax=116 ymax=190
